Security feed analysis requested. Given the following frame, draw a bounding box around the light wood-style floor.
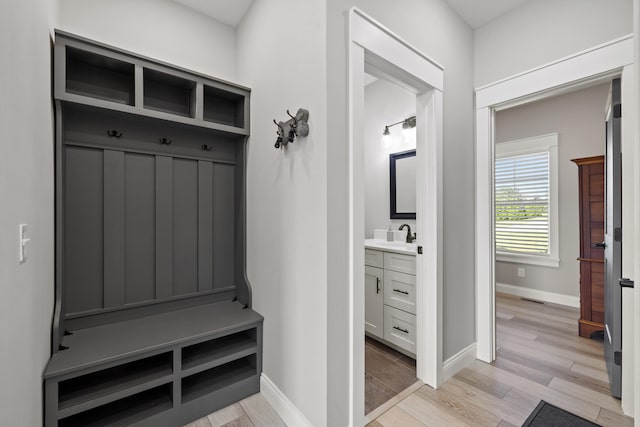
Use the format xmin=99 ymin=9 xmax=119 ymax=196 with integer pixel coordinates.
xmin=187 ymin=293 xmax=634 ymax=427
xmin=185 ymin=393 xmax=285 ymax=427
xmin=368 ymin=293 xmax=634 ymax=427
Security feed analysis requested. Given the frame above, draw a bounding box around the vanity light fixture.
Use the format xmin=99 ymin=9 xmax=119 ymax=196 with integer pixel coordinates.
xmin=402 ymin=116 xmax=416 ymax=129
xmin=382 ymin=115 xmax=416 ymax=136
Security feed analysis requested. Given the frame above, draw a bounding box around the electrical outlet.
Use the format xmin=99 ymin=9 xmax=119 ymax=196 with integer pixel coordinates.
xmin=517 ymin=267 xmax=525 ymax=278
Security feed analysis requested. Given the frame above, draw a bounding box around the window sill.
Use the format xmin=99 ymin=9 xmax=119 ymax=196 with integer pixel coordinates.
xmin=496 ymin=252 xmax=560 ymax=268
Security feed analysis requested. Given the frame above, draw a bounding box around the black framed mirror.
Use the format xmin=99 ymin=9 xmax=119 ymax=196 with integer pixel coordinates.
xmin=390 ymin=149 xmax=416 ymax=219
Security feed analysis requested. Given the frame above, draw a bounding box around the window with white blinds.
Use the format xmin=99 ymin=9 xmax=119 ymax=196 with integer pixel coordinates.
xmin=494 ymin=134 xmax=559 ymax=267
xmin=495 ymin=151 xmax=550 ymax=255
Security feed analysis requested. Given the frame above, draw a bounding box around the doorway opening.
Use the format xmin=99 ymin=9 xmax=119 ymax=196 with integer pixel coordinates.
xmin=347 ymin=8 xmax=444 ymax=426
xmin=475 ymin=34 xmax=635 ymax=417
xmin=362 ymin=71 xmax=419 ymax=417
xmin=491 ymin=81 xmax=628 ymax=422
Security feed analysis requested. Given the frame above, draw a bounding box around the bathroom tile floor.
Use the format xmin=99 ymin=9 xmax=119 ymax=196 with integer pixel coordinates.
xmin=365 ymin=336 xmax=417 ymax=414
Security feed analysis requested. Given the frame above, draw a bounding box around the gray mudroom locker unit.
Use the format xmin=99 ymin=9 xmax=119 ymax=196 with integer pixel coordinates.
xmin=44 ymin=31 xmax=263 ymax=427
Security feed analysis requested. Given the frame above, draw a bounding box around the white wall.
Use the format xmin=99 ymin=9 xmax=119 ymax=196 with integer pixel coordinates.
xmin=236 ymin=1 xmax=328 ymax=426
xmin=494 ymin=83 xmax=610 ymax=297
xmin=364 ymin=79 xmax=416 ymax=238
xmin=327 ymin=0 xmax=474 ymax=423
xmin=0 ymin=0 xmax=58 ymax=424
xmin=58 ymin=0 xmax=237 ymax=81
xmin=475 ymin=0 xmax=634 ymax=87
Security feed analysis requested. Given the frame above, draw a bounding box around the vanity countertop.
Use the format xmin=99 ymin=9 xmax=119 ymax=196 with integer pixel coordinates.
xmin=364 ymin=239 xmax=417 ymax=256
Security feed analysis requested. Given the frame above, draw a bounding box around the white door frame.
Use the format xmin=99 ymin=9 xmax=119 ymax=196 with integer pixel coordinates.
xmin=474 ymin=35 xmax=634 ymax=361
xmin=347 ymin=8 xmax=444 ymax=426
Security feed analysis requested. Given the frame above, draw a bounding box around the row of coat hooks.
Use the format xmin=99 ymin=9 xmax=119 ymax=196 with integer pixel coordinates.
xmin=273 ymin=108 xmax=310 ymax=149
xmin=106 ymin=130 xmax=214 ymax=151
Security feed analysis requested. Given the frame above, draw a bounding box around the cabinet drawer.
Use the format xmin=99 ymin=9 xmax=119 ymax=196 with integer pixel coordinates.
xmin=383 ymin=306 xmax=416 ymax=354
xmin=383 ymin=252 xmax=416 ymax=275
xmin=365 ymin=249 xmax=384 ymax=268
xmin=384 ymin=270 xmax=416 ymax=314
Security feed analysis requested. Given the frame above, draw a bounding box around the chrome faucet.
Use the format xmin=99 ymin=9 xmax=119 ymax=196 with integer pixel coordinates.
xmin=399 ymin=224 xmax=416 ymax=243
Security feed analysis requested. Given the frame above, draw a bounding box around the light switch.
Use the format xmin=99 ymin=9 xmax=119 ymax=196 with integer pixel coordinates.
xmin=19 ymin=224 xmax=30 ymax=263
xmin=517 ymin=267 xmax=525 ymax=278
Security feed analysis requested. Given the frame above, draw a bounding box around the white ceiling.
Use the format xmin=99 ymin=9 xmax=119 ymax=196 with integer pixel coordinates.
xmin=445 ymin=0 xmax=531 ymax=29
xmin=172 ymin=0 xmax=254 ymax=27
xmin=172 ymin=0 xmax=529 ymax=31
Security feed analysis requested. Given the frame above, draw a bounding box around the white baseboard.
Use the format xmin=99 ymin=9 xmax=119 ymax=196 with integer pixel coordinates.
xmin=496 ymin=282 xmax=579 ymax=308
xmin=442 ymin=342 xmax=476 ymax=382
xmin=260 ymin=374 xmax=313 ymax=427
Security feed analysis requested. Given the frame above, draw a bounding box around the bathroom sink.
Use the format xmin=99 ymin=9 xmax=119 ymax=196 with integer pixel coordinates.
xmin=364 ymin=239 xmax=417 ymax=254
xmin=383 ymin=241 xmax=417 ymax=251
xmin=380 ymin=241 xmax=406 ymax=247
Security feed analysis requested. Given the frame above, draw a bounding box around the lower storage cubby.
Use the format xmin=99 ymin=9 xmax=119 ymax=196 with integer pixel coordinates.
xmin=181 ymin=354 xmax=257 ymax=404
xmin=182 ymin=328 xmax=256 ymax=371
xmin=45 ymin=302 xmax=263 ymax=427
xmin=58 ymin=352 xmax=173 ymax=410
xmin=58 ymin=383 xmax=172 ymax=427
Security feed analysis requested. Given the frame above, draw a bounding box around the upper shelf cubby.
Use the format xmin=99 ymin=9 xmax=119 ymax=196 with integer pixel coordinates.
xmin=55 ymin=30 xmax=250 ymax=136
xmin=65 ymin=46 xmax=135 ymax=106
xmin=144 ymin=68 xmax=196 ymax=118
xmin=204 ymin=85 xmax=245 ymax=128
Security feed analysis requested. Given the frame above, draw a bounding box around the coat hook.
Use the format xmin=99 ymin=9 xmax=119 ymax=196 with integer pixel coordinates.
xmin=201 ymin=144 xmax=213 ymax=151
xmin=159 ymin=137 xmax=172 ymax=145
xmin=107 ymin=130 xmax=122 ymax=138
xmin=286 ymin=109 xmax=297 ymax=125
xmin=285 ymin=110 xmax=298 ymax=143
xmin=273 ymin=119 xmax=284 ymax=134
xmin=273 ymin=119 xmax=284 ymax=149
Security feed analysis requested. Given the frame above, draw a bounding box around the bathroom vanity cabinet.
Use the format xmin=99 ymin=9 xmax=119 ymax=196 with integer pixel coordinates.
xmin=364 ymin=244 xmax=417 ymax=355
xmin=365 ymin=264 xmax=384 ymax=339
xmin=44 ymin=31 xmax=261 ymax=427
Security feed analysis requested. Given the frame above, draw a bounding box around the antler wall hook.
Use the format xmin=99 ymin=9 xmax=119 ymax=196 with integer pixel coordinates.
xmin=273 ymin=108 xmax=310 ymax=150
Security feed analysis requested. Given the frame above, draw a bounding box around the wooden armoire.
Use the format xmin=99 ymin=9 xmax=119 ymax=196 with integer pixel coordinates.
xmin=572 ymin=156 xmax=605 ymax=338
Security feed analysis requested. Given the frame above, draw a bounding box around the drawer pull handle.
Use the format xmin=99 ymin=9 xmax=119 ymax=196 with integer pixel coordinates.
xmin=107 ymin=130 xmax=122 ymax=138
xmin=393 ymin=289 xmax=409 ymax=295
xmin=202 ymin=144 xmax=213 ymax=151
xmin=159 ymin=137 xmax=172 ymax=145
xmin=376 ymin=277 xmax=381 ymax=294
xmin=393 ymin=326 xmax=409 ymax=334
